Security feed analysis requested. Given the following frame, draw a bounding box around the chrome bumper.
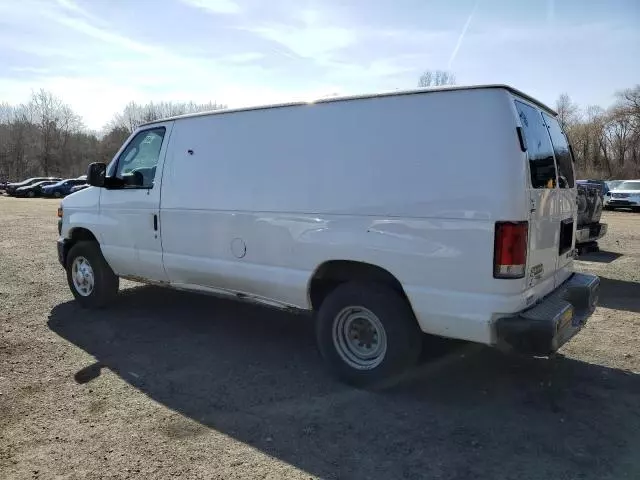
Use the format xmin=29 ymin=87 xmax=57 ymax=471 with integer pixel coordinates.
xmin=495 ymin=273 xmax=599 ymax=355
xmin=576 ymin=223 xmax=607 ymax=245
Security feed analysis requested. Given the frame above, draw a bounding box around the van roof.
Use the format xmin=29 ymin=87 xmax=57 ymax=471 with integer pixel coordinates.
xmin=140 ymin=84 xmax=557 ymax=127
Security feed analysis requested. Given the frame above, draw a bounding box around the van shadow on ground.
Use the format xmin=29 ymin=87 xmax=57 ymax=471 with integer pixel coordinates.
xmin=48 ymin=286 xmax=640 ymax=480
xmin=578 ymin=250 xmax=622 ymax=264
xmin=597 ymin=276 xmax=640 ymax=313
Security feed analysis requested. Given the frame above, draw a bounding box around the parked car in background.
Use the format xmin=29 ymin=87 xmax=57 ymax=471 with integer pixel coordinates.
xmin=42 ymin=178 xmax=89 ymax=198
xmin=606 ymin=180 xmax=623 ymax=190
xmin=57 ymin=85 xmax=599 ymax=385
xmin=15 ymin=180 xmax=60 ymax=198
xmin=69 ymin=184 xmax=89 ymax=194
xmin=604 ymin=180 xmax=624 ymax=208
xmin=578 ymin=179 xmax=609 ymax=196
xmin=6 ymin=177 xmax=61 ymax=196
xmin=607 ymin=180 xmax=640 ymax=211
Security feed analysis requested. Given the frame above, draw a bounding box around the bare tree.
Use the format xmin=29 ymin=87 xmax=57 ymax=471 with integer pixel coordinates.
xmin=616 ymin=86 xmax=640 ymax=170
xmin=4 ymin=83 xmax=640 ymax=182
xmin=0 ymin=103 xmax=37 ymax=179
xmin=107 ymin=100 xmax=226 ymax=134
xmin=561 ymin=85 xmax=640 ymax=179
xmin=417 ymin=70 xmax=456 ymax=88
xmin=98 ymin=126 xmax=130 ymax=164
xmin=555 ymin=93 xmax=580 ymax=131
xmin=26 ymin=89 xmax=84 ymax=175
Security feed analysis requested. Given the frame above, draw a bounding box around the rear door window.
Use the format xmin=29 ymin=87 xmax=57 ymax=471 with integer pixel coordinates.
xmin=542 ymin=113 xmax=575 ymax=188
xmin=515 ymin=101 xmax=556 ymax=189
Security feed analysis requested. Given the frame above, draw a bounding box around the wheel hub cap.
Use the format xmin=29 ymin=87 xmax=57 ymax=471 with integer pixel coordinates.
xmin=332 ymin=306 xmax=388 ymax=370
xmin=71 ymin=256 xmax=94 ymax=296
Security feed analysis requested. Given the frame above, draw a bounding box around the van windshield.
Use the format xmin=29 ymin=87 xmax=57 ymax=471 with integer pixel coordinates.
xmin=618 ymin=181 xmax=640 ymax=190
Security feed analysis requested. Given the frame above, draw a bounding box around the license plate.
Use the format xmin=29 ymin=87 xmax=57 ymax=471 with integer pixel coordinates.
xmin=560 ymin=307 xmax=574 ymax=330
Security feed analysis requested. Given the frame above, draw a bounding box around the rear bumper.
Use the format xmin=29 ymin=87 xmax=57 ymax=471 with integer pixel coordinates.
xmin=576 ymin=223 xmax=607 ymax=245
xmin=495 ymin=273 xmax=599 ymax=355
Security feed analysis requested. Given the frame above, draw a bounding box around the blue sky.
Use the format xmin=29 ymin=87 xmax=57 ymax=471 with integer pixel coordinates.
xmin=1 ymin=0 xmax=638 ymax=130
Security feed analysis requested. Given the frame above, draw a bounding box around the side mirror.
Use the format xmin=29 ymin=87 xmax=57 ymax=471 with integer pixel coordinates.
xmin=87 ymin=163 xmax=107 ymax=187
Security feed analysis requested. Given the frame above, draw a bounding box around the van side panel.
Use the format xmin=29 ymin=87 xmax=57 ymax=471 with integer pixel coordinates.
xmin=160 ymin=89 xmax=530 ymax=344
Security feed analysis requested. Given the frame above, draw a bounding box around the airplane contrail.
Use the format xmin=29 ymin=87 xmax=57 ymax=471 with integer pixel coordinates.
xmin=547 ymin=0 xmax=555 ymax=25
xmin=447 ymin=0 xmax=479 ymax=69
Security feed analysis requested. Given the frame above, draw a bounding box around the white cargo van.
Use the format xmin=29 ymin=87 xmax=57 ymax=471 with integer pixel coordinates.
xmin=57 ymin=85 xmax=599 ymax=385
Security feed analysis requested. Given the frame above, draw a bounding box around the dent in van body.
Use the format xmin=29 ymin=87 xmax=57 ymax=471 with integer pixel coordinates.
xmin=159 ymin=208 xmax=541 ymax=344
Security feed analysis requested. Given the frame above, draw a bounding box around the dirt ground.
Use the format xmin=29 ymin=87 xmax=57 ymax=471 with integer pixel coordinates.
xmin=0 ymin=197 xmax=639 ymax=480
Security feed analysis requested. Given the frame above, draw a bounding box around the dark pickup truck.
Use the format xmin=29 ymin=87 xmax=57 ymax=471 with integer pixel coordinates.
xmin=576 ymin=180 xmax=607 ymax=251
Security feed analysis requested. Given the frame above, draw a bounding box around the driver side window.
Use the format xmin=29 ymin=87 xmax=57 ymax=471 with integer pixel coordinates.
xmin=114 ymin=127 xmax=166 ymax=188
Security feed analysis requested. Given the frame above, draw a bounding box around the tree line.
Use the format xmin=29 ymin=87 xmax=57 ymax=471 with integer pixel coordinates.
xmin=1 ymin=81 xmax=639 ymax=181
xmin=0 ymin=90 xmax=224 ymax=180
xmin=556 ymin=87 xmax=640 ymax=179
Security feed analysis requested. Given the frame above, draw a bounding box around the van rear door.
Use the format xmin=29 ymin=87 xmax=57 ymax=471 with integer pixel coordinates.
xmin=541 ymin=112 xmax=576 ymax=285
xmin=514 ymin=100 xmax=559 ymax=293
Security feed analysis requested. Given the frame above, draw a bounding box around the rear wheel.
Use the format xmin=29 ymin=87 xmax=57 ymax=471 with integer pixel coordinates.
xmin=316 ymin=282 xmax=421 ymax=387
xmin=54 ymin=191 xmax=62 ymax=198
xmin=27 ymin=191 xmax=35 ymax=198
xmin=66 ymin=241 xmax=119 ymax=308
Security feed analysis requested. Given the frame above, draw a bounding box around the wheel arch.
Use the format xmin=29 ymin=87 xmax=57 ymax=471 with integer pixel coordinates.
xmin=61 ymin=227 xmax=99 ymax=266
xmin=308 ymin=260 xmax=410 ymax=311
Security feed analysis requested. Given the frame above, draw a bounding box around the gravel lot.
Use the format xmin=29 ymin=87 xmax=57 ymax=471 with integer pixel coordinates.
xmin=1 ymin=197 xmax=639 ymax=480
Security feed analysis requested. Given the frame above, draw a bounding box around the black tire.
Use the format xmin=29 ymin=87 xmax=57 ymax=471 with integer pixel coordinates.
xmin=632 ymin=207 xmax=640 ymax=213
xmin=316 ymin=282 xmax=422 ymax=387
xmin=54 ymin=191 xmax=62 ymax=198
xmin=27 ymin=191 xmax=35 ymax=198
xmin=66 ymin=241 xmax=119 ymax=308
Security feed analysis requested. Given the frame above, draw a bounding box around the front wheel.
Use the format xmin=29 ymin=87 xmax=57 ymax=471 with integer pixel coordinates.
xmin=66 ymin=241 xmax=119 ymax=308
xmin=316 ymin=282 xmax=422 ymax=387
xmin=27 ymin=191 xmax=35 ymax=198
xmin=54 ymin=191 xmax=62 ymax=198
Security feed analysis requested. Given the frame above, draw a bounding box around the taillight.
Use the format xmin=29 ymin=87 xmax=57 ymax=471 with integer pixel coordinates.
xmin=494 ymin=221 xmax=528 ymax=279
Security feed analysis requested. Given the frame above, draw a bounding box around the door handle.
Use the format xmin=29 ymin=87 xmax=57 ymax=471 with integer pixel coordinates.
xmin=153 ymin=214 xmax=158 ymax=231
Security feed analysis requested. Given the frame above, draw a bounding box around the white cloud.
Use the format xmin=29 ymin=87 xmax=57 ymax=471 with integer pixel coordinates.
xmin=247 ymin=25 xmax=356 ymax=59
xmin=46 ymin=13 xmax=162 ymax=56
xmin=242 ymin=5 xmax=357 ymax=61
xmin=219 ymin=52 xmax=265 ymax=63
xmin=55 ymin=0 xmax=102 ymax=23
xmin=4 ymin=0 xmax=634 ymax=133
xmin=180 ymin=0 xmax=241 ymax=14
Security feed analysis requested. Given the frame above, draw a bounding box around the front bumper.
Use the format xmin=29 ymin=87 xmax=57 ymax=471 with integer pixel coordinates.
xmin=608 ymin=199 xmax=639 ymax=207
xmin=495 ymin=273 xmax=599 ymax=355
xmin=57 ymin=238 xmax=68 ymax=268
xmin=576 ymin=223 xmax=607 ymax=245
